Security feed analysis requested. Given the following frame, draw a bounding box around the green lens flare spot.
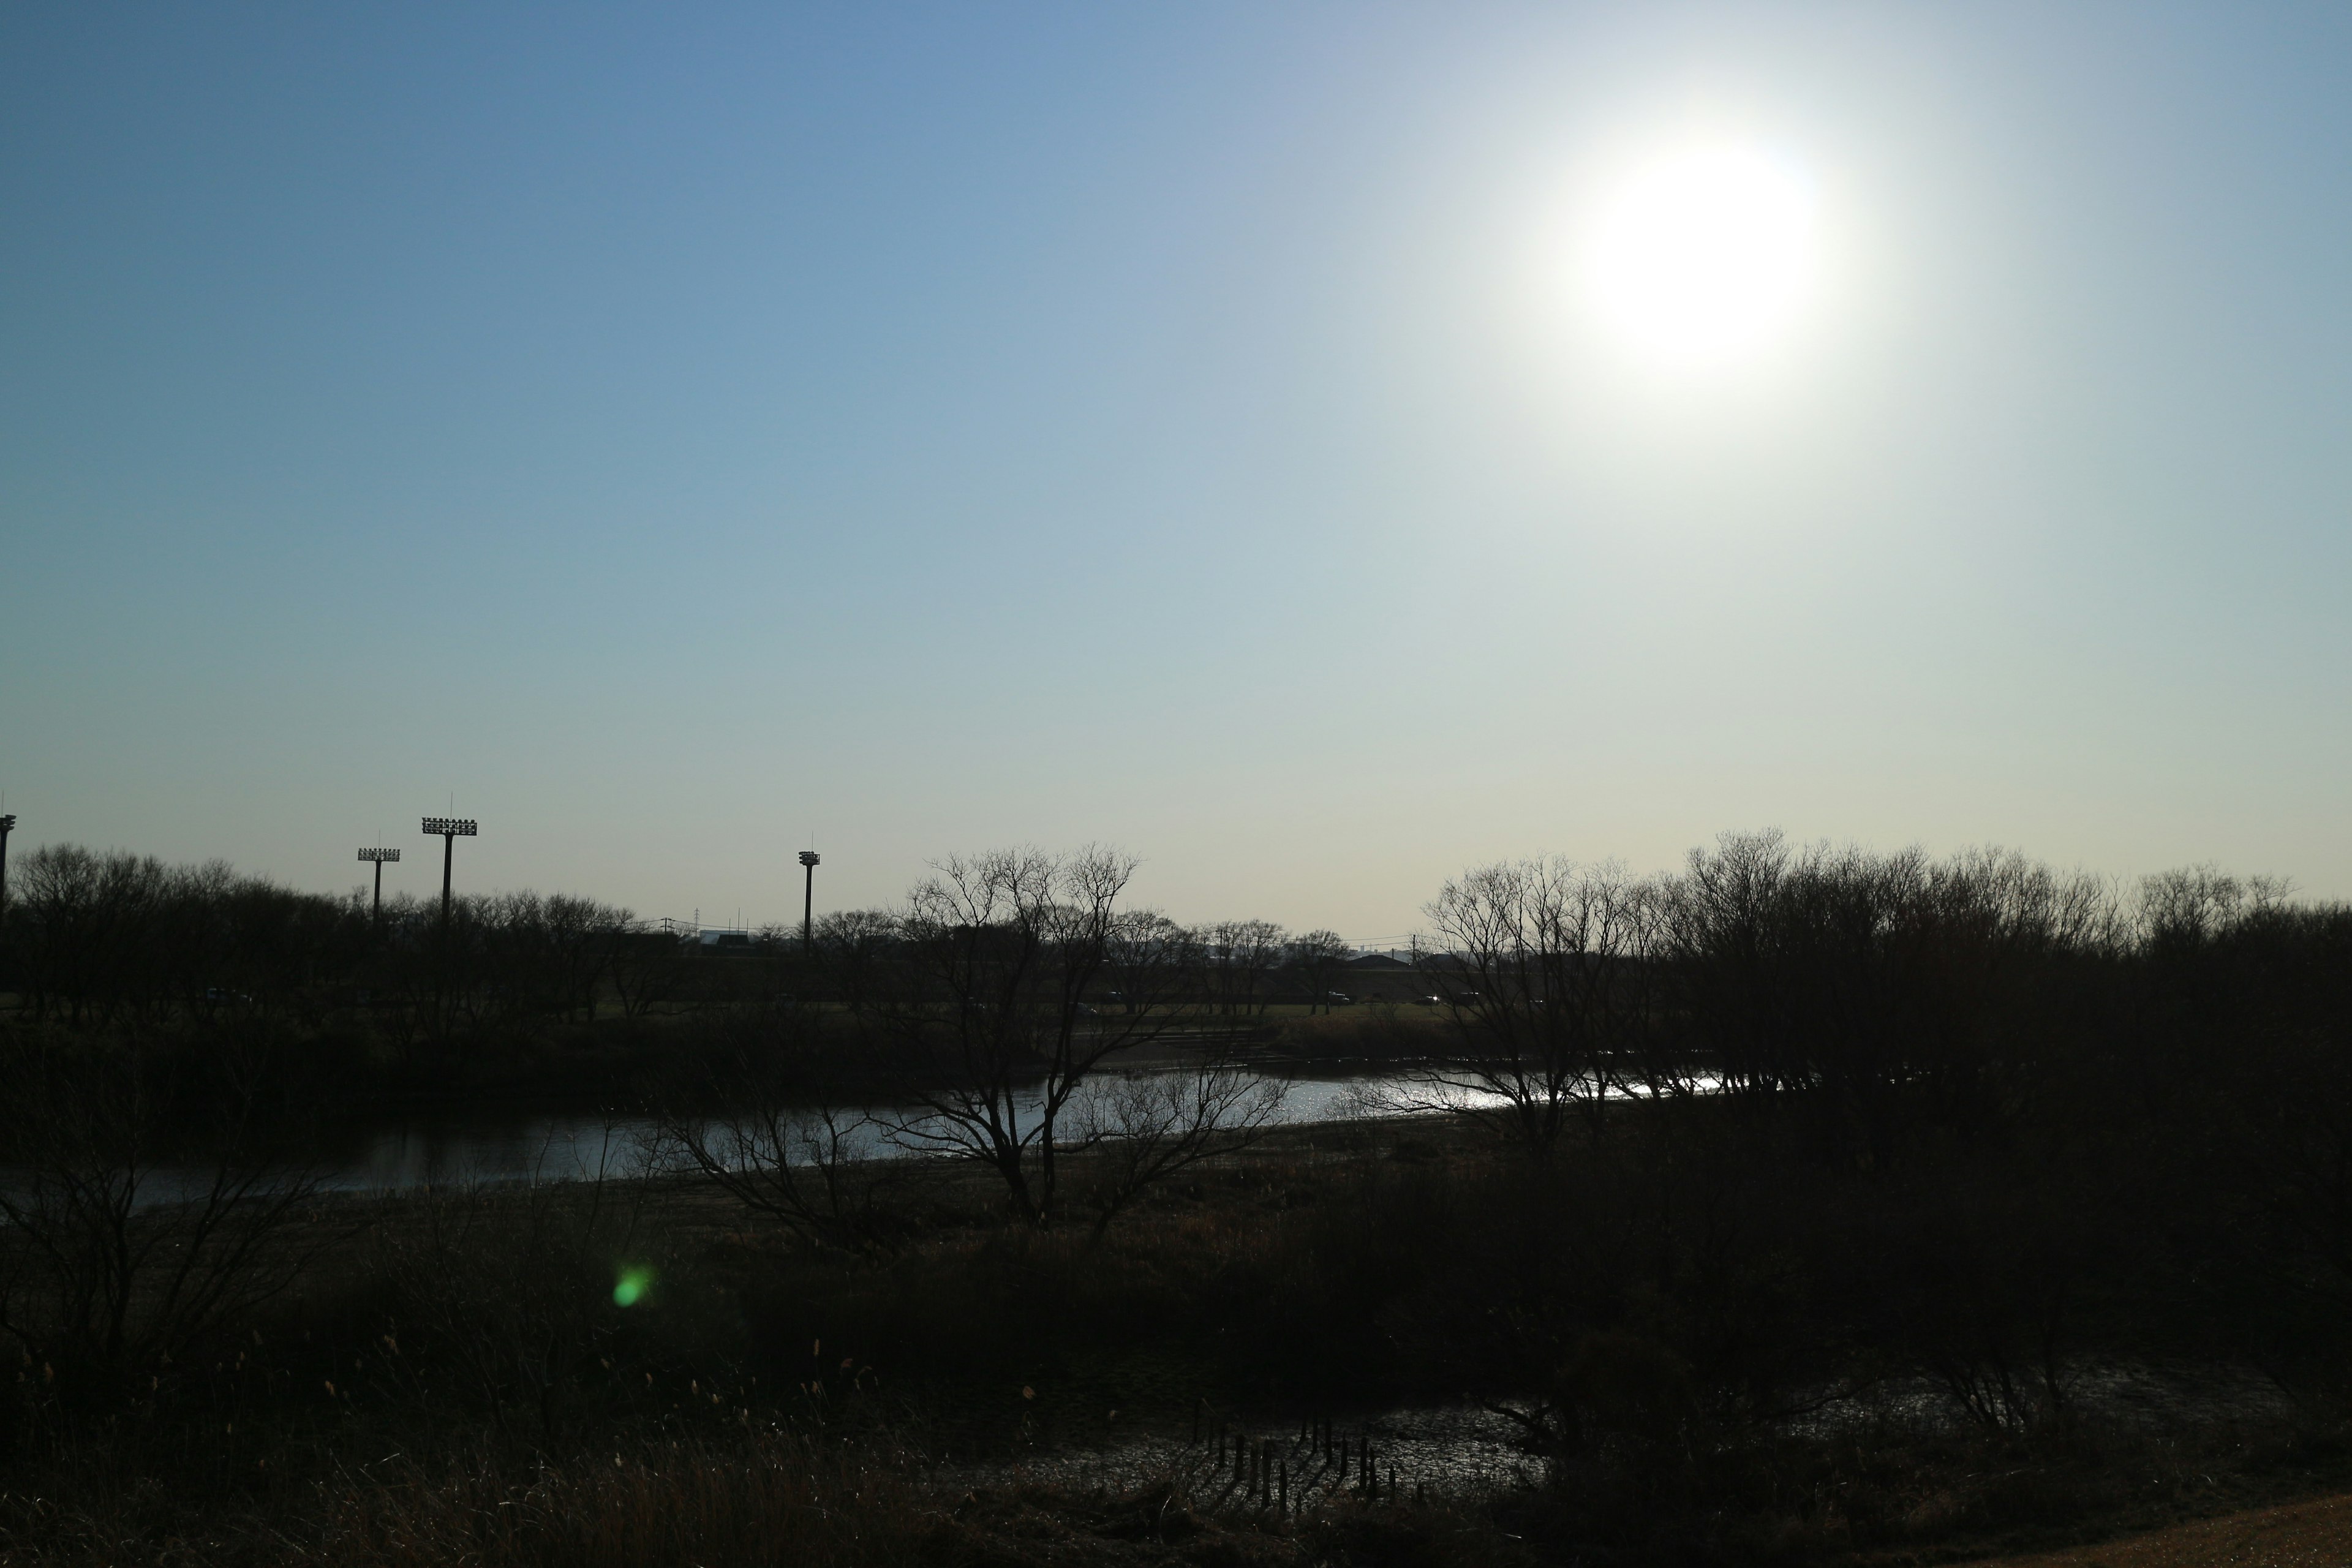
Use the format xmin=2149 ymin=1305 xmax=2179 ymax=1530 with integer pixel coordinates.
xmin=613 ymin=1268 xmax=654 ymax=1307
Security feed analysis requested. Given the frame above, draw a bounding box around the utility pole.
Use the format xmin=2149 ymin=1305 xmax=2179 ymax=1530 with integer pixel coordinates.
xmin=799 ymin=850 xmax=820 ymax=952
xmin=0 ymin=813 xmax=15 ymax=932
xmin=357 ymin=846 xmax=401 ymax=930
xmin=421 ymin=817 xmax=477 ymax=927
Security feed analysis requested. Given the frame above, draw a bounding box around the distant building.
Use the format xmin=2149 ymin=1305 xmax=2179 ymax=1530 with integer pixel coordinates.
xmin=687 ymin=927 xmax=761 ymax=956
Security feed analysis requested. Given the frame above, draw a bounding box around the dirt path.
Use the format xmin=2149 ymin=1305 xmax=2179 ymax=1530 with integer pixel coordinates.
xmin=1975 ymin=1492 xmax=2352 ymax=1567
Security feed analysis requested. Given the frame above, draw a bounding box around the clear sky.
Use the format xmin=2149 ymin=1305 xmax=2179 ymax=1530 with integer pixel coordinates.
xmin=5 ymin=2 xmax=2349 ymax=938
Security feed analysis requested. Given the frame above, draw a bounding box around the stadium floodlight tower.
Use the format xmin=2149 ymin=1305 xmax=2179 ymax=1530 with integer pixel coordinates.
xmin=0 ymin=813 xmax=15 ymax=927
xmin=798 ymin=850 xmax=820 ymax=952
xmin=357 ymin=846 xmax=401 ymax=929
xmin=421 ymin=816 xmax=478 ymax=927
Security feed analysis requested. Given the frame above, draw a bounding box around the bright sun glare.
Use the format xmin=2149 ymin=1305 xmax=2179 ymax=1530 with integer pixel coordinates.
xmin=1583 ymin=141 xmax=1820 ymax=371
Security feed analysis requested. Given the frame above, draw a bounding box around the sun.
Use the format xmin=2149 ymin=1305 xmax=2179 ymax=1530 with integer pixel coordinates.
xmin=1582 ymin=140 xmax=1820 ymax=371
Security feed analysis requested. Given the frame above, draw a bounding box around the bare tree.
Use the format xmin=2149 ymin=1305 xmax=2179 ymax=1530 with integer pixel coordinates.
xmin=1197 ymin=919 xmax=1288 ymax=1021
xmin=1411 ymin=858 xmax=1670 ymax=1154
xmin=2139 ymin=863 xmax=2290 ymax=947
xmin=856 ymin=846 xmax=1206 ymax=1226
xmin=1285 ymin=929 xmax=1354 ymax=1016
xmin=609 ymin=924 xmax=690 ymax=1019
xmin=806 ymin=908 xmax=900 ymax=1014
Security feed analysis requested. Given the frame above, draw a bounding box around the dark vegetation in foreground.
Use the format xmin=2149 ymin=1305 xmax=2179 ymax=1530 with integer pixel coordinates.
xmin=3 ymin=832 xmax=2352 ymax=1564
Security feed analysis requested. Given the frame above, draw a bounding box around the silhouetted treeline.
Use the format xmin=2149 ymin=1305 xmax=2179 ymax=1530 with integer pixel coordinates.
xmin=1407 ymin=832 xmax=2352 ymax=1450
xmin=0 ymin=845 xmax=736 ymax=1064
xmin=4 ymin=835 xmax=2347 ymax=1118
xmin=0 ymin=843 xmax=1366 ymax=1096
xmin=1418 ymin=834 xmax=2346 ymax=1164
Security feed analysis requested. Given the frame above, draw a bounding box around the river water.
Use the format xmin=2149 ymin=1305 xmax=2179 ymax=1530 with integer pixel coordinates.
xmin=10 ymin=1068 xmax=1713 ymax=1206
xmin=298 ymin=1071 xmax=1455 ymax=1195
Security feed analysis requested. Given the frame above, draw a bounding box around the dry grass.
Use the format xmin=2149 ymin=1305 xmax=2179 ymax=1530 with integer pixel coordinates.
xmin=297 ymin=1436 xmax=925 ymax=1568
xmin=0 ymin=1442 xmax=1350 ymax=1567
xmin=0 ymin=1436 xmax=933 ymax=1567
xmin=1971 ymin=1491 xmax=2352 ymax=1567
xmin=10 ymin=1114 xmax=2352 ymax=1567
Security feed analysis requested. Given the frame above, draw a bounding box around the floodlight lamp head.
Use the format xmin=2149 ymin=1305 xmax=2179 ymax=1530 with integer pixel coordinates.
xmin=0 ymin=815 xmax=15 ymax=832
xmin=799 ymin=851 xmax=820 ymax=867
xmin=358 ymin=848 xmax=401 ymax=863
xmin=421 ymin=817 xmax=478 ymax=837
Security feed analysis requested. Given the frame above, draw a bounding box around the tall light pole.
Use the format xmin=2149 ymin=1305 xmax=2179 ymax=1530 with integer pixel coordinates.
xmin=0 ymin=813 xmax=15 ymax=932
xmin=798 ymin=850 xmax=820 ymax=952
xmin=421 ymin=817 xmax=477 ymax=928
xmin=357 ymin=846 xmax=400 ymax=930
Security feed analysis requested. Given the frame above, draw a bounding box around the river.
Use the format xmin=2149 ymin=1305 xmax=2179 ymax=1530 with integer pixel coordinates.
xmin=9 ymin=1066 xmax=1712 ymax=1206
xmin=297 ymin=1069 xmax=1460 ymax=1194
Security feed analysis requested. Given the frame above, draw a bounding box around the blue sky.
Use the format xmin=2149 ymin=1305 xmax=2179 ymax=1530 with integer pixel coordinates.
xmin=5 ymin=2 xmax=2350 ymax=936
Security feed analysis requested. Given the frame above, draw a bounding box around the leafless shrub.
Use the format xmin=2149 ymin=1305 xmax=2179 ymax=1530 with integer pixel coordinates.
xmin=0 ymin=1036 xmax=327 ymax=1399
xmin=655 ymin=1007 xmax=910 ymax=1254
xmin=1066 ymin=1063 xmax=1287 ymax=1238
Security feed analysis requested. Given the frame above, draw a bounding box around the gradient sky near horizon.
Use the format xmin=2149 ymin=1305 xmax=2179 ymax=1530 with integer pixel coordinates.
xmin=5 ymin=2 xmax=2350 ymax=938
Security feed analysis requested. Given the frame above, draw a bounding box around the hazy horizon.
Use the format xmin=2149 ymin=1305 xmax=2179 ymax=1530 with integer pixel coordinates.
xmin=7 ymin=2 xmax=2350 ymax=937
